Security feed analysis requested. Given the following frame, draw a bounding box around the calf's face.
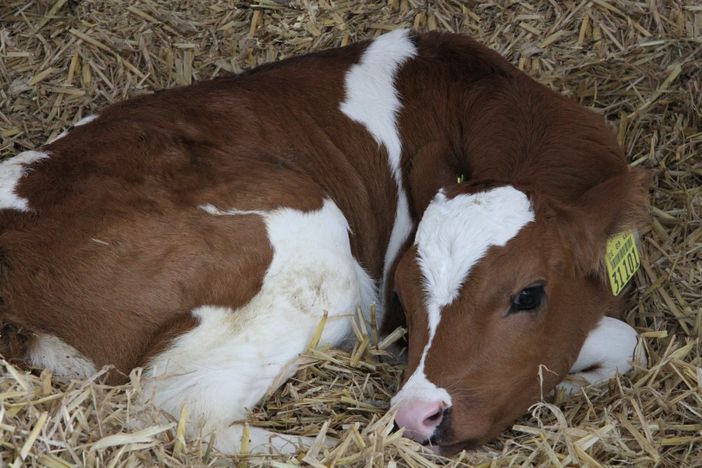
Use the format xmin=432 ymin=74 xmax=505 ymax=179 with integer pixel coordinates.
xmin=391 ymin=174 xmax=646 ymax=454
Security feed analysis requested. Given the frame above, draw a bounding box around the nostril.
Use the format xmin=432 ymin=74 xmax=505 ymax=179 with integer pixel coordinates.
xmin=395 ymin=400 xmax=447 ymax=442
xmin=422 ymin=407 xmax=444 ymax=428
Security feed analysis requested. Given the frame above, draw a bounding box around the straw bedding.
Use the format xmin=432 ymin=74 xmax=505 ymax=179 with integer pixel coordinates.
xmin=0 ymin=0 xmax=700 ymax=466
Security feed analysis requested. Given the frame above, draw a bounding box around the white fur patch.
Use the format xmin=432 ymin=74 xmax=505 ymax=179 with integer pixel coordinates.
xmin=393 ymin=186 xmax=535 ymax=407
xmin=0 ymin=150 xmax=49 ymax=211
xmin=48 ymin=129 xmax=70 ymax=144
xmin=48 ymin=114 xmax=98 ymax=144
xmin=27 ymin=334 xmax=97 ymax=379
xmin=559 ymin=316 xmax=646 ymax=394
xmin=74 ymin=114 xmax=98 ymax=127
xmin=146 ymin=200 xmax=377 ymax=452
xmin=340 ymin=28 xmax=416 ymax=299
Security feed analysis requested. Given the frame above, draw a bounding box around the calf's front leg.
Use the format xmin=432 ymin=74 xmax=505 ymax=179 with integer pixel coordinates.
xmin=558 ymin=316 xmax=646 ymax=395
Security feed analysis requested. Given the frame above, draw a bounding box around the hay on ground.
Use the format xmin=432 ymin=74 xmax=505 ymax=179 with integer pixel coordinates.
xmin=0 ymin=0 xmax=700 ymax=466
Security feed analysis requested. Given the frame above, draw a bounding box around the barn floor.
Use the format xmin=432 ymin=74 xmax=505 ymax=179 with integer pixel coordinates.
xmin=1 ymin=0 xmax=700 ymax=466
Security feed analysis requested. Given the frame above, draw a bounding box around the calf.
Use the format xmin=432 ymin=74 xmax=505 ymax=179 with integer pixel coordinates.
xmin=0 ymin=30 xmax=647 ymax=455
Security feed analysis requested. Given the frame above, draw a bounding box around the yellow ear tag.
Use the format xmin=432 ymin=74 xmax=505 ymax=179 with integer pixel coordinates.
xmin=605 ymin=231 xmax=640 ymax=296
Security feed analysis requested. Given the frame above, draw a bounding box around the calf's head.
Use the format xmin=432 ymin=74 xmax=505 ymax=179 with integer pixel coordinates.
xmin=391 ymin=172 xmax=647 ymax=454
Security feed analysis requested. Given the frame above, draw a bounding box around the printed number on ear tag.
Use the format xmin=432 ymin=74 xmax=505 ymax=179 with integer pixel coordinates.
xmin=605 ymin=231 xmax=640 ymax=296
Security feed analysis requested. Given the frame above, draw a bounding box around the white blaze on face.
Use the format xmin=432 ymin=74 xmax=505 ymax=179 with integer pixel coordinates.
xmin=0 ymin=151 xmax=49 ymax=211
xmin=392 ymin=186 xmax=535 ymax=407
xmin=340 ymin=28 xmax=416 ymax=301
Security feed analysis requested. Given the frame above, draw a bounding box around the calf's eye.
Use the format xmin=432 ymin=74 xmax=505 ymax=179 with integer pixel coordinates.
xmin=510 ymin=283 xmax=545 ymax=313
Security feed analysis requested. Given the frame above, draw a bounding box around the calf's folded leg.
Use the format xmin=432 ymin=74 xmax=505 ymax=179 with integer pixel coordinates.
xmin=139 ymin=200 xmax=377 ymax=455
xmin=558 ymin=316 xmax=646 ymax=395
xmin=142 ymin=305 xmax=334 ymax=455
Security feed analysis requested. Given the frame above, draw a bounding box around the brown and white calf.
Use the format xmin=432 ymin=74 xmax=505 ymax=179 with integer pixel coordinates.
xmin=0 ymin=30 xmax=647 ymax=455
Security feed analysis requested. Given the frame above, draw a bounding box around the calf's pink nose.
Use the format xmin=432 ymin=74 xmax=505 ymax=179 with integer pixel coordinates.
xmin=394 ymin=400 xmax=445 ymax=441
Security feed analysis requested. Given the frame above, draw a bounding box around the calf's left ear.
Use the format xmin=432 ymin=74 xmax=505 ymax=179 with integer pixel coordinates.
xmin=559 ymin=167 xmax=649 ymax=280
